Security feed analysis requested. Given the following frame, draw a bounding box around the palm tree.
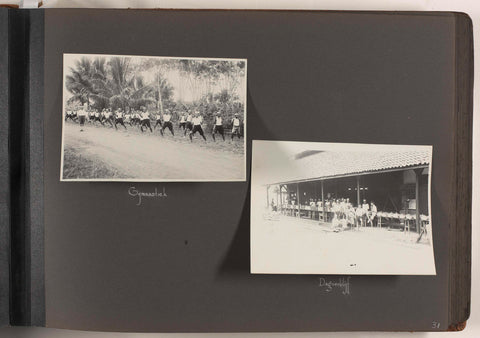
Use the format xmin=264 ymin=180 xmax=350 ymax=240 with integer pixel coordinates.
xmin=66 ymin=57 xmax=116 ymax=110
xmin=66 ymin=56 xmax=177 ymax=113
xmin=65 ymin=57 xmax=96 ymax=107
xmin=88 ymin=57 xmax=111 ymax=110
xmin=107 ymin=57 xmax=132 ymax=111
xmin=127 ymin=75 xmax=158 ymax=111
xmin=107 ymin=57 xmax=173 ymax=112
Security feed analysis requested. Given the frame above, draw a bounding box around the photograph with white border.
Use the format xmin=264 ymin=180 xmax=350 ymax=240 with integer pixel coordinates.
xmin=251 ymin=140 xmax=435 ymax=275
xmin=61 ymin=53 xmax=247 ymax=182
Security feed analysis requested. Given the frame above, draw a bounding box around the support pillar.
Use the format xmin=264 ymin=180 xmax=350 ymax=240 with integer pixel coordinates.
xmin=266 ymin=185 xmax=270 ymax=209
xmin=356 ymin=176 xmax=361 ymax=207
xmin=286 ymin=185 xmax=290 ymax=215
xmin=277 ymin=185 xmax=280 ymax=211
xmin=321 ymin=180 xmax=325 ymax=222
xmin=279 ymin=185 xmax=283 ymax=213
xmin=415 ymin=169 xmax=422 ymax=233
xmin=296 ymin=183 xmax=300 ymax=218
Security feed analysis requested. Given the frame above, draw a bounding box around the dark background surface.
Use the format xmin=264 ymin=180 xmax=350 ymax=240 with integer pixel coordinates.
xmin=0 ymin=8 xmax=11 ymax=328
xmin=43 ymin=9 xmax=455 ymax=331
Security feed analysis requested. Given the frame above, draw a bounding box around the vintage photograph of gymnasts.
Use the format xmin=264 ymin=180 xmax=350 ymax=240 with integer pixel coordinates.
xmin=60 ymin=53 xmax=247 ymax=181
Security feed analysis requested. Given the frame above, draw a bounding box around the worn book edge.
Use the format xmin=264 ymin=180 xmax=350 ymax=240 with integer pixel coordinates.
xmin=448 ymin=12 xmax=473 ymax=332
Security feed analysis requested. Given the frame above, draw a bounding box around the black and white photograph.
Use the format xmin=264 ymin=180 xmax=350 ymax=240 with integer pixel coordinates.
xmin=251 ymin=140 xmax=435 ymax=275
xmin=60 ymin=53 xmax=247 ymax=181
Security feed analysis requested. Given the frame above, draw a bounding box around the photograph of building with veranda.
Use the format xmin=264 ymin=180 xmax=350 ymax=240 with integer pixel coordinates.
xmin=251 ymin=140 xmax=436 ymax=275
xmin=61 ymin=53 xmax=247 ymax=181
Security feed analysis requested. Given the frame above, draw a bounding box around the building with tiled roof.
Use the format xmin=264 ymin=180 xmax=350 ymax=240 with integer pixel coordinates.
xmin=263 ymin=146 xmax=432 ymax=233
xmin=268 ymin=149 xmax=431 ymax=185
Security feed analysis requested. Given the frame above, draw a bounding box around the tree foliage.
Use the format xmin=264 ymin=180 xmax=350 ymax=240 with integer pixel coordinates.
xmin=65 ymin=56 xmax=245 ymax=125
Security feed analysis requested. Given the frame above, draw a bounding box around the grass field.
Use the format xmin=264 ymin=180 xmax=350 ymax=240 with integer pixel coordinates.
xmin=62 ymin=147 xmax=130 ymax=179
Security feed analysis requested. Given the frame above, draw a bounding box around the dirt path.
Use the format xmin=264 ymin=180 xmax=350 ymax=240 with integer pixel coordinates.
xmin=62 ymin=123 xmax=245 ymax=181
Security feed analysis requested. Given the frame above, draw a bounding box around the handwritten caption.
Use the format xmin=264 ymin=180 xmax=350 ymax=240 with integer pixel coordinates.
xmin=318 ymin=277 xmax=351 ymax=295
xmin=128 ymin=186 xmax=167 ymax=206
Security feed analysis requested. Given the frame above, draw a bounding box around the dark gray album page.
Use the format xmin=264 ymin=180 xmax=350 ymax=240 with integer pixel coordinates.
xmin=44 ymin=9 xmax=455 ymax=331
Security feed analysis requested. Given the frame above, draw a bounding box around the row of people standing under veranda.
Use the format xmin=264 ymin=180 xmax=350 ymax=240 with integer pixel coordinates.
xmin=328 ymin=198 xmax=378 ymax=229
xmin=273 ymin=197 xmax=378 ymax=229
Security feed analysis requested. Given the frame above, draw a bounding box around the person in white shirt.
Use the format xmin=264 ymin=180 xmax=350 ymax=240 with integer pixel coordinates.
xmin=346 ymin=198 xmax=352 ymax=209
xmin=354 ymin=205 xmax=366 ymax=230
xmin=129 ymin=110 xmax=135 ymax=125
xmin=184 ymin=111 xmax=193 ymax=136
xmin=339 ymin=198 xmax=346 ymax=220
xmin=368 ymin=201 xmax=378 ymax=227
xmin=94 ymin=109 xmax=103 ymax=126
xmin=124 ymin=112 xmax=132 ymax=126
xmin=77 ymin=103 xmax=88 ymax=131
xmin=231 ymin=113 xmax=242 ymax=140
xmin=86 ymin=108 xmax=93 ymax=122
xmin=69 ymin=109 xmax=78 ymax=122
xmin=153 ymin=111 xmax=163 ymax=130
xmin=161 ymin=109 xmax=174 ymax=136
xmin=189 ymin=111 xmax=206 ymax=142
xmin=179 ymin=113 xmax=186 ymax=131
xmin=128 ymin=110 xmax=136 ymax=126
xmin=65 ymin=109 xmax=74 ymax=121
xmin=104 ymin=108 xmax=114 ymax=127
xmin=88 ymin=109 xmax=96 ymax=123
xmin=140 ymin=107 xmax=152 ymax=133
xmin=345 ymin=203 xmax=355 ymax=228
xmin=361 ymin=199 xmax=369 ymax=227
xmin=114 ymin=108 xmax=127 ymax=130
xmin=133 ymin=111 xmax=141 ymax=126
xmin=212 ymin=112 xmax=225 ymax=141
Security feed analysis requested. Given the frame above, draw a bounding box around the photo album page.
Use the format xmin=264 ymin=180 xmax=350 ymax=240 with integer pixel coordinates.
xmin=41 ymin=9 xmax=455 ymax=332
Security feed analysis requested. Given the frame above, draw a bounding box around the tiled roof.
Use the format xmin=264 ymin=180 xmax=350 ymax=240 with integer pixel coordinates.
xmin=269 ymin=149 xmax=431 ymax=184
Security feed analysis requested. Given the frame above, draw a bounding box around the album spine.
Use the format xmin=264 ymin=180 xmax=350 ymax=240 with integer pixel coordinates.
xmin=25 ymin=8 xmax=45 ymax=327
xmin=0 ymin=7 xmax=11 ymax=328
xmin=8 ymin=8 xmax=30 ymax=327
xmin=5 ymin=8 xmax=45 ymax=327
xmin=448 ymin=12 xmax=473 ymax=332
